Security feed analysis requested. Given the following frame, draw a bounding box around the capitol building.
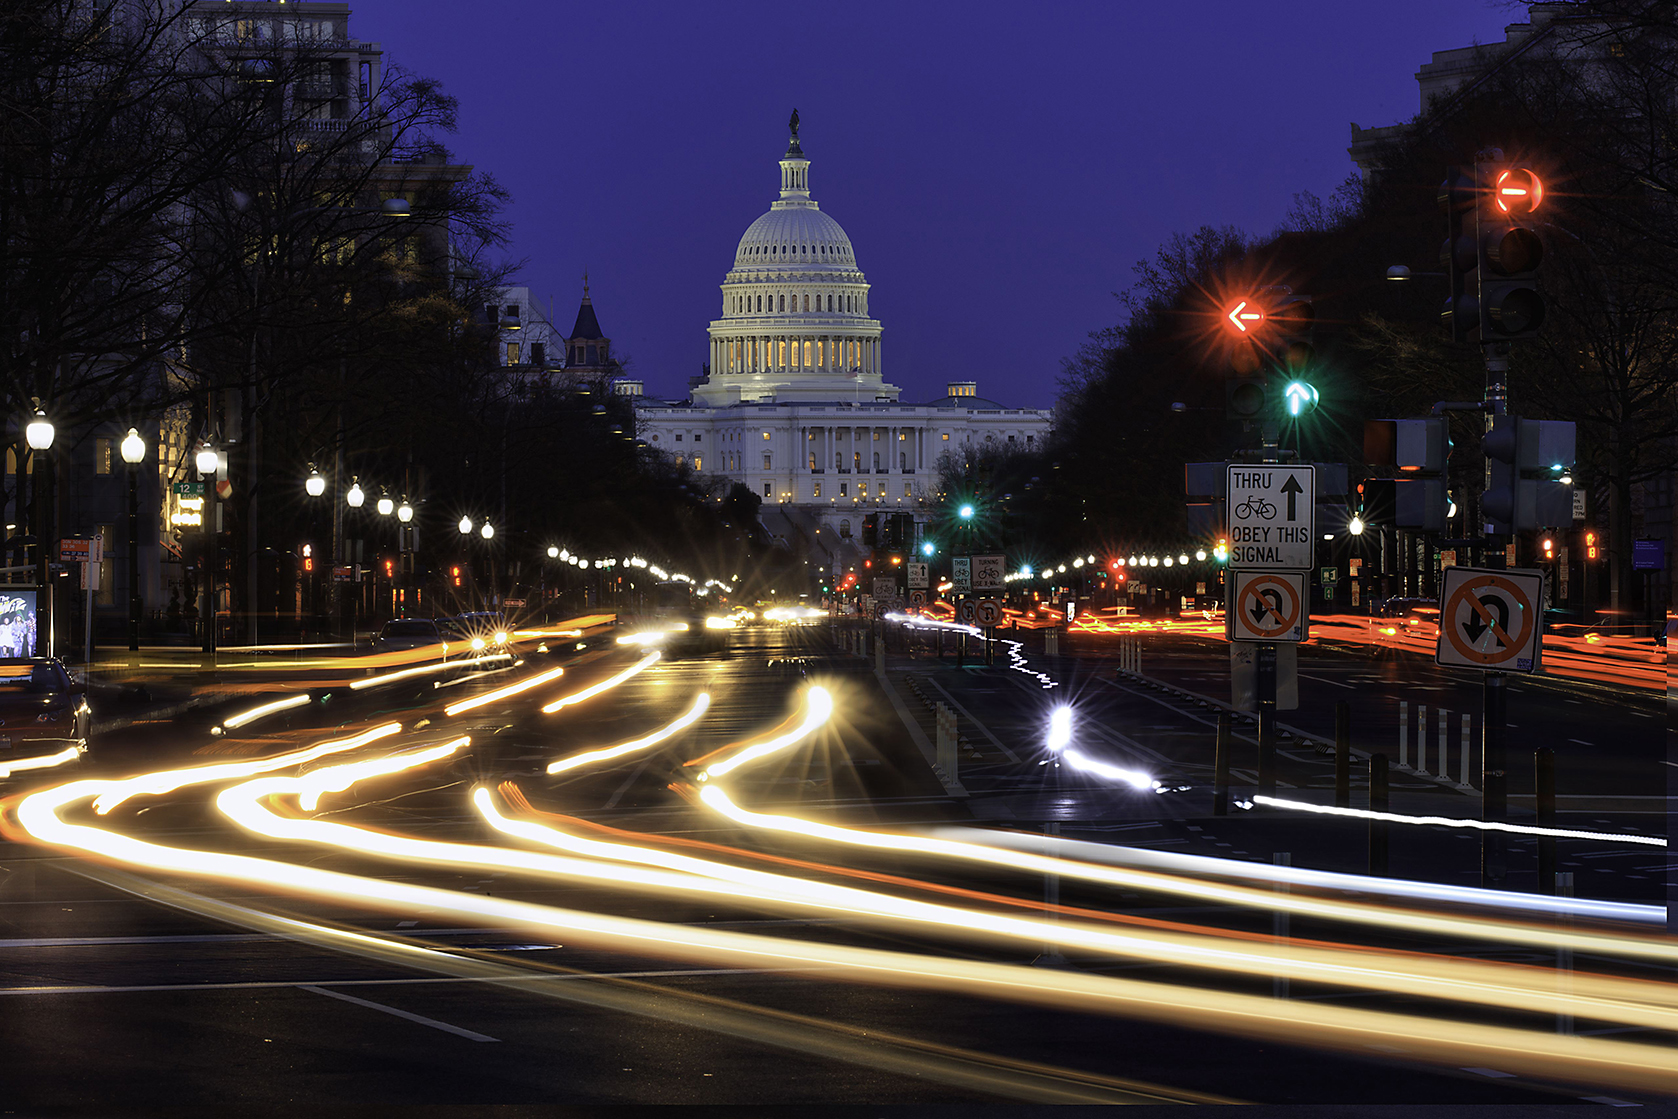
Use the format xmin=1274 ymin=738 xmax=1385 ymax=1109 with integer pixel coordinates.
xmin=632 ymin=117 xmax=1052 ymax=553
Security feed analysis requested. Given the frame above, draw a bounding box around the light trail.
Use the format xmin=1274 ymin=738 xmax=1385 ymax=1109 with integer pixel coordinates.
xmin=294 ymin=736 xmax=471 ymax=811
xmin=1046 ymin=706 xmax=1154 ymax=790
xmin=89 ymin=722 xmax=402 ymax=815
xmin=1252 ymin=795 xmax=1667 ymax=846
xmin=443 ymin=665 xmax=566 ymax=717
xmin=546 ymin=694 xmax=710 ymax=775
xmin=22 ymin=769 xmax=1678 ymax=1093
xmin=697 ymin=688 xmax=832 ymax=779
xmin=540 ymin=653 xmax=660 ymax=714
xmin=220 ymin=693 xmax=311 ymax=730
xmin=941 ymin=827 xmax=1665 ymax=926
xmin=347 ymin=653 xmax=514 ymax=691
xmin=0 ymin=746 xmax=82 ymax=780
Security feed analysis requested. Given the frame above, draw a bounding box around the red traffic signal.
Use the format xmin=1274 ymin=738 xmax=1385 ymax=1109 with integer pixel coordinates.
xmin=1492 ymin=168 xmax=1543 ymax=215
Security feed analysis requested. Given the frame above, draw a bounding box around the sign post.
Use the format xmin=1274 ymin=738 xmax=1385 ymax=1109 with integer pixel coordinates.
xmin=1434 ymin=564 xmax=1546 ymax=886
xmin=1226 ymin=464 xmax=1316 ymax=798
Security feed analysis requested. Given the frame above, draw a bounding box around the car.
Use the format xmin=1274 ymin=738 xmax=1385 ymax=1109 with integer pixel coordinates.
xmin=0 ymin=658 xmax=91 ymax=769
xmin=375 ymin=618 xmax=448 ymax=651
xmin=440 ymin=613 xmax=512 ymax=651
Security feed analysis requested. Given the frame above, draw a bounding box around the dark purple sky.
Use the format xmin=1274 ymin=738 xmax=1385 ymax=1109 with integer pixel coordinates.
xmin=350 ymin=0 xmax=1517 ymax=408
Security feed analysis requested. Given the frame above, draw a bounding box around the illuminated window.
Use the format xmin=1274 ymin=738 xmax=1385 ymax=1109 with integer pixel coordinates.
xmin=808 ymin=452 xmax=816 ymax=469
xmin=860 ymin=482 xmax=868 ymax=497
xmin=942 ymin=432 xmax=949 ymax=441
xmin=94 ymin=438 xmax=113 ymax=475
xmin=817 ymin=340 xmax=824 ymax=367
xmin=813 ymin=483 xmax=821 ymax=498
xmin=506 ymin=342 xmax=520 ymax=365
xmin=840 ymin=484 xmax=847 ymax=497
xmin=803 ymin=340 xmax=812 ymax=367
xmin=853 ymin=452 xmax=861 ymax=471
xmin=778 ymin=340 xmax=786 ymax=365
xmin=762 ymin=430 xmax=770 ymax=440
xmin=694 ymin=457 xmax=702 ymax=470
xmin=763 ymin=453 xmax=772 ymax=469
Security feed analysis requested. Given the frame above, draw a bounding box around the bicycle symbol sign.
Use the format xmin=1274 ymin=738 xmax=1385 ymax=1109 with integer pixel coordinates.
xmin=1227 ymin=463 xmax=1315 ymax=570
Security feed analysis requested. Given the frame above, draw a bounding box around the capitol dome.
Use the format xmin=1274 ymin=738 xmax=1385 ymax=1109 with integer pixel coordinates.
xmin=700 ymin=117 xmax=892 ymax=406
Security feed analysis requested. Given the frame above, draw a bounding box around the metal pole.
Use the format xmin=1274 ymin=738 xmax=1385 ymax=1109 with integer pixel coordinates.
xmin=127 ymin=465 xmax=140 ymax=651
xmin=1536 ymin=746 xmax=1557 ymax=895
xmin=1334 ymin=701 xmax=1351 ymax=808
xmin=201 ymin=485 xmax=216 ymax=656
xmin=1213 ymin=713 xmax=1231 ymax=816
xmin=1368 ymin=753 xmax=1389 ymax=876
xmin=1482 ymin=672 xmax=1508 ymax=886
xmin=1256 ymin=642 xmax=1278 ymax=797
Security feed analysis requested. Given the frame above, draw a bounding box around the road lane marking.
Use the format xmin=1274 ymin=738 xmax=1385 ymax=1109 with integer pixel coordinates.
xmin=299 ymin=984 xmax=500 ymax=1041
xmin=603 ymin=759 xmax=650 ymax=810
xmin=1298 ymin=673 xmax=1356 ymax=690
xmin=924 ymin=676 xmax=1020 ymax=761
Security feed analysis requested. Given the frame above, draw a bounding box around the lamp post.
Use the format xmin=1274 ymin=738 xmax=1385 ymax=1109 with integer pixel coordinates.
xmin=479 ymin=521 xmax=496 ymax=608
xmin=196 ymin=440 xmax=219 ymax=654
xmin=304 ymin=465 xmax=326 ymax=634
xmin=26 ymin=408 xmax=54 ymax=657
xmin=121 ymin=428 xmax=145 ymax=651
xmin=345 ymin=478 xmax=365 ymax=626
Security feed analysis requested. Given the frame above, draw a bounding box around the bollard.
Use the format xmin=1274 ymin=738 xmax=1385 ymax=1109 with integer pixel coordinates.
xmin=1213 ymin=713 xmax=1231 ymax=816
xmin=1416 ymin=704 xmax=1428 ymax=775
xmin=1273 ymin=852 xmax=1291 ymax=999
xmin=936 ymin=703 xmax=958 ymax=781
xmin=1398 ymin=701 xmax=1409 ymax=769
xmin=1556 ymin=870 xmax=1574 ymax=1035
xmin=1334 ymin=701 xmax=1350 ymax=809
xmin=1438 ymin=708 xmax=1449 ymax=782
xmin=1536 ymin=747 xmax=1557 ymax=895
xmin=1460 ymin=713 xmax=1473 ymax=787
xmin=1368 ymin=753 xmax=1389 ymax=877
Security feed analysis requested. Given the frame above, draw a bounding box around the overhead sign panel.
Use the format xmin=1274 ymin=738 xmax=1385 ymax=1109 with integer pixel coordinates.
xmin=1227 ymin=464 xmax=1315 ymax=570
xmin=1435 ymin=566 xmax=1544 ymax=673
xmin=1228 ymin=570 xmax=1308 ymax=643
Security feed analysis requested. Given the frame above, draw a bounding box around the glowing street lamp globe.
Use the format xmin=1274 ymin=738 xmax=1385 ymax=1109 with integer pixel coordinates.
xmin=345 ymin=479 xmax=365 ymax=508
xmin=120 ymin=428 xmax=146 ymax=465
xmin=479 ymin=521 xmax=494 ymax=541
xmin=195 ymin=443 xmax=219 ymax=476
xmin=458 ymin=515 xmax=473 ymax=536
xmin=547 ymin=546 xmax=559 ymax=558
xmin=397 ymin=499 xmax=413 ymax=524
xmin=305 ymin=467 xmax=326 ymax=497
xmin=376 ymin=495 xmax=394 ymax=517
xmin=25 ymin=410 xmax=54 ymax=451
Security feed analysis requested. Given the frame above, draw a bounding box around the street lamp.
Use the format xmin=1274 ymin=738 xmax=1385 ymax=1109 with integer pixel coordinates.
xmin=121 ymin=428 xmax=145 ymax=651
xmin=376 ymin=494 xmax=394 ymax=517
xmin=1348 ymin=514 xmax=1366 ymax=536
xmin=547 ymin=546 xmax=559 ymax=558
xmin=305 ymin=465 xmax=326 ymax=498
xmin=397 ymin=498 xmax=413 ymax=524
xmin=196 ymin=439 xmax=218 ymax=654
xmin=25 ymin=408 xmax=53 ymax=657
xmin=345 ymin=478 xmax=365 ymax=509
xmin=458 ymin=515 xmax=473 ymax=536
xmin=480 ymin=521 xmax=494 ymax=541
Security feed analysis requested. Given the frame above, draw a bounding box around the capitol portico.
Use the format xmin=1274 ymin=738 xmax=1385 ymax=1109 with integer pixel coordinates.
xmin=634 ymin=114 xmax=1052 ymax=553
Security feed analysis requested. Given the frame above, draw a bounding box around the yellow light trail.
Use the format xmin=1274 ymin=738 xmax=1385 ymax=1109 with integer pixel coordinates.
xmin=443 ymin=665 xmax=566 ymax=717
xmin=89 ymin=722 xmax=402 ymax=815
xmin=347 ymin=652 xmax=513 ymax=691
xmin=697 ymin=687 xmax=831 ymax=779
xmin=0 ymin=746 xmax=81 ymax=780
xmin=221 ymin=693 xmax=311 ymax=730
xmin=540 ymin=653 xmax=659 ymax=714
xmin=294 ymin=736 xmax=472 ymax=811
xmin=19 ymin=769 xmax=1678 ymax=1094
xmin=547 ymin=694 xmax=710 ymax=775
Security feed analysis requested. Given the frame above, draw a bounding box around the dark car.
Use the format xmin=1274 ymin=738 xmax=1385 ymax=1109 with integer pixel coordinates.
xmin=440 ymin=613 xmax=511 ymax=651
xmin=375 ymin=618 xmax=448 ymax=652
xmin=0 ymin=658 xmax=91 ymax=769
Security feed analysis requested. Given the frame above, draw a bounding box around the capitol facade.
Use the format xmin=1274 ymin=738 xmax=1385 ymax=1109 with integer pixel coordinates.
xmin=633 ymin=117 xmax=1052 ymax=552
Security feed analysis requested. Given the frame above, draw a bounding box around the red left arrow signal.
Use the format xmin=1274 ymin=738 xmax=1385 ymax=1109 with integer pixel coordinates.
xmin=1226 ymin=299 xmax=1264 ymax=333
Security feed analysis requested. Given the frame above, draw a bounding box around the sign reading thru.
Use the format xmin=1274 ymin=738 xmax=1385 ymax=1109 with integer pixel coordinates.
xmin=1226 ymin=464 xmax=1315 ymax=569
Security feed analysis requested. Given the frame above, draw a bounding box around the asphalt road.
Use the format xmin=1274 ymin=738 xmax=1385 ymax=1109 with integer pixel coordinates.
xmin=0 ymin=622 xmax=1668 ymax=1109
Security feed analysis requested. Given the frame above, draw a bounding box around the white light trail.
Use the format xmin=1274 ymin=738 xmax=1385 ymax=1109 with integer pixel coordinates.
xmin=547 ymin=694 xmax=710 ymax=775
xmin=0 ymin=746 xmax=81 ymax=779
xmin=443 ymin=665 xmax=566 ymax=717
xmin=1252 ymin=796 xmax=1667 ymax=847
xmin=221 ymin=693 xmax=311 ymax=730
xmin=347 ymin=653 xmax=513 ymax=691
xmin=1046 ymin=707 xmax=1155 ymax=790
xmin=540 ymin=653 xmax=659 ymax=714
xmin=698 ymin=687 xmax=833 ymax=779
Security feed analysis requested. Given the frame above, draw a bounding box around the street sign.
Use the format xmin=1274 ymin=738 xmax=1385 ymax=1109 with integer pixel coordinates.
xmin=872 ymin=576 xmax=898 ymax=601
xmin=59 ymin=538 xmax=103 ymax=563
xmin=1435 ymin=565 xmax=1544 ymax=673
xmin=1572 ymin=487 xmax=1587 ymax=523
xmin=906 ymin=561 xmax=929 ymax=589
xmin=974 ymin=599 xmax=1003 ymax=626
xmin=1228 ymin=570 xmax=1307 ymax=643
xmin=972 ymin=554 xmax=1005 ymax=592
xmin=1226 ymin=463 xmax=1315 ymax=570
xmin=1064 ymin=601 xmax=1076 ymax=623
xmin=171 ymin=482 xmax=204 ymax=497
xmin=1633 ymin=539 xmax=1665 ymax=571
xmin=957 ymin=598 xmax=978 ymax=624
xmin=215 ymin=479 xmax=232 ymax=500
xmin=952 ymin=556 xmax=972 ymax=593
xmin=908 ymin=589 xmax=928 ymax=605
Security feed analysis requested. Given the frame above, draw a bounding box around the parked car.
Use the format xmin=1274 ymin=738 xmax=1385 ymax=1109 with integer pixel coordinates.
xmin=375 ymin=618 xmax=448 ymax=652
xmin=0 ymin=658 xmax=91 ymax=766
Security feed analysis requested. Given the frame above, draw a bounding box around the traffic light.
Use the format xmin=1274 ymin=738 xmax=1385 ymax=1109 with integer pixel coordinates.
xmin=450 ymin=564 xmax=462 ymax=587
xmin=382 ymin=557 xmax=395 ymax=579
xmin=1477 ymin=164 xmax=1545 ymax=340
xmin=861 ymin=513 xmax=878 ymax=547
xmin=1439 ymin=167 xmax=1479 ymax=342
xmin=1542 ymin=536 xmax=1555 ymax=561
xmin=1482 ymin=415 xmax=1575 ymax=533
xmin=1583 ymin=529 xmax=1599 ymax=561
xmin=301 ymin=543 xmax=314 ymax=574
xmin=1223 ymin=295 xmax=1271 ymax=421
xmin=1364 ymin=418 xmax=1449 ymax=531
xmin=1272 ymin=297 xmax=1318 ymax=417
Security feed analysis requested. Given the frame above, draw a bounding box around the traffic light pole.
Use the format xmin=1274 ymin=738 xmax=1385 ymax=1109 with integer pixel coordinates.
xmin=1480 ymin=310 xmax=1512 ymax=887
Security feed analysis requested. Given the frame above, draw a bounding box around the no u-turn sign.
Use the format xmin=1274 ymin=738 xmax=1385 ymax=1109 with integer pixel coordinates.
xmin=1435 ymin=566 xmax=1545 ymax=672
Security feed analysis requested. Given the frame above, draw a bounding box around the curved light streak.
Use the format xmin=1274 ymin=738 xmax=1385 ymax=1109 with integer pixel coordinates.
xmin=295 ymin=736 xmax=471 ymax=811
xmin=1046 ymin=706 xmax=1154 ymax=790
xmin=348 ymin=652 xmax=514 ymax=691
xmin=0 ymin=746 xmax=82 ymax=779
xmin=540 ymin=653 xmax=660 ymax=714
xmin=221 ymin=693 xmax=311 ymax=730
xmin=90 ymin=722 xmax=402 ymax=815
xmin=698 ymin=687 xmax=832 ymax=779
xmin=547 ymin=694 xmax=710 ymax=775
xmin=1253 ymin=795 xmax=1667 ymax=847
xmin=443 ymin=665 xmax=566 ymax=717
